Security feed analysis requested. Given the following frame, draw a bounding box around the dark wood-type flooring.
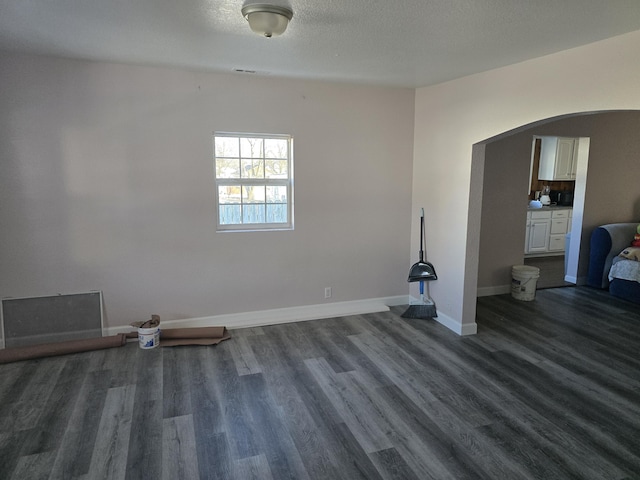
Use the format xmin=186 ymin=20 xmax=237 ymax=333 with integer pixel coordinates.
xmin=1 ymin=286 xmax=640 ymax=479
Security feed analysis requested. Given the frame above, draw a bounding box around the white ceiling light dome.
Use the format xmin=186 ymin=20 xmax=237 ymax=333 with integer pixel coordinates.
xmin=241 ymin=4 xmax=293 ymax=38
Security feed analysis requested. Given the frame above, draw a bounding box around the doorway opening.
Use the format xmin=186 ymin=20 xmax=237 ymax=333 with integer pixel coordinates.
xmin=472 ymin=111 xmax=640 ymax=298
xmin=523 ymin=135 xmax=590 ymax=288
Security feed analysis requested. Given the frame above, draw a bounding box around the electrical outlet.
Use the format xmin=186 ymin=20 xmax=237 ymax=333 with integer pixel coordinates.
xmin=324 ymin=287 xmax=332 ymax=299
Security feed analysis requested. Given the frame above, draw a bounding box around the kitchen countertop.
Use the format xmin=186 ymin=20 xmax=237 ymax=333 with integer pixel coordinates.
xmin=527 ymin=204 xmax=573 ymax=211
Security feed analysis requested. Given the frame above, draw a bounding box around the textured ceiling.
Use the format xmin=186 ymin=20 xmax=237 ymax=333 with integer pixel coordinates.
xmin=1 ymin=0 xmax=640 ymax=88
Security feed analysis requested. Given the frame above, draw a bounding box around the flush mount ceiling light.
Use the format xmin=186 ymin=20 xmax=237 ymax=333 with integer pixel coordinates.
xmin=241 ymin=4 xmax=293 ymax=38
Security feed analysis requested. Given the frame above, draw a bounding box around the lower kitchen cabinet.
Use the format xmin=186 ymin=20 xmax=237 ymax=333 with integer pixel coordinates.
xmin=549 ymin=209 xmax=570 ymax=252
xmin=525 ymin=208 xmax=572 ymax=255
xmin=549 ymin=234 xmax=566 ymax=251
xmin=527 ymin=211 xmax=551 ymax=253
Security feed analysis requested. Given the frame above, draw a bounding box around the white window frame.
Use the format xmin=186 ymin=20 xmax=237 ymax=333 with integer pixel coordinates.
xmin=213 ymin=132 xmax=293 ymax=232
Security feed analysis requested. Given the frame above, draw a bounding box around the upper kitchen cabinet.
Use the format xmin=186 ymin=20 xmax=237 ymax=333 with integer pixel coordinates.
xmin=538 ymin=136 xmax=577 ymax=181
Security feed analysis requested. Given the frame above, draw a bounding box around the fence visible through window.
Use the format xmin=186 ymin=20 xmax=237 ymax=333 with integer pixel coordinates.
xmin=214 ymin=133 xmax=293 ymax=231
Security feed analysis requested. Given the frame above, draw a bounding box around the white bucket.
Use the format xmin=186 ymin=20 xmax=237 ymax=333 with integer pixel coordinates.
xmin=139 ymin=326 xmax=160 ymax=349
xmin=511 ymin=265 xmax=540 ymax=301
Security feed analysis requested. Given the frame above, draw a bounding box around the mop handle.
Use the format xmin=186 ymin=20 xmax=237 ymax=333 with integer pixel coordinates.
xmin=419 ymin=209 xmax=425 ymax=261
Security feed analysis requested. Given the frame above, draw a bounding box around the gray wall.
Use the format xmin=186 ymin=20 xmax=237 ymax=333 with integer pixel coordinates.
xmin=478 ymin=134 xmax=532 ymax=288
xmin=0 ymin=51 xmax=416 ymax=329
xmin=478 ymin=111 xmax=640 ymax=290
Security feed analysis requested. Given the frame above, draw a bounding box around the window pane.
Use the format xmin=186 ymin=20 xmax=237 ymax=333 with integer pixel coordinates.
xmin=220 ymin=205 xmax=241 ymax=224
xmin=266 ymin=186 xmax=287 ymax=203
xmin=216 ymin=158 xmax=240 ymax=178
xmin=240 ymin=138 xmax=263 ymax=158
xmin=264 ymin=138 xmax=288 ymax=159
xmin=241 ymin=159 xmax=264 ymax=178
xmin=242 ymin=185 xmax=265 ymax=204
xmin=265 ymin=160 xmax=287 ymax=179
xmin=218 ymin=185 xmax=241 ymax=204
xmin=215 ymin=137 xmax=239 ymax=158
xmin=243 ymin=204 xmax=265 ymax=223
xmin=266 ymin=204 xmax=287 ymax=223
xmin=214 ymin=132 xmax=292 ymax=231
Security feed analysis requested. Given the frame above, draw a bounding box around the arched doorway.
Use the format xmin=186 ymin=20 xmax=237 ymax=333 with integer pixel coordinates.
xmin=471 ymin=110 xmax=640 ymax=304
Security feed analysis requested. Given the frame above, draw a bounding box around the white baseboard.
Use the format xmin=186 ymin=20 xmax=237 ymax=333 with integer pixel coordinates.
xmin=405 ymin=295 xmax=477 ymax=336
xmin=434 ymin=310 xmax=478 ymax=336
xmin=477 ymin=285 xmax=511 ymax=297
xmin=106 ymin=295 xmax=409 ymax=336
xmin=484 ymin=278 xmax=587 ymax=289
xmin=107 ymin=294 xmax=478 ymax=338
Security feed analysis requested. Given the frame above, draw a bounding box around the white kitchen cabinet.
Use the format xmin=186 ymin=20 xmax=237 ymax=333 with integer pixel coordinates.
xmin=538 ymin=136 xmax=577 ymax=181
xmin=527 ymin=211 xmax=551 ymax=253
xmin=550 ymin=218 xmax=568 ymax=234
xmin=549 ymin=235 xmax=566 ymax=251
xmin=525 ymin=208 xmax=572 ymax=255
xmin=548 ymin=209 xmax=570 ymax=252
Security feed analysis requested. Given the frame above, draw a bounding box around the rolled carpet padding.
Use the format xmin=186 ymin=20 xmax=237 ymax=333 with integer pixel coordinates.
xmin=0 ymin=333 xmax=128 ymax=364
xmin=127 ymin=326 xmax=231 ymax=346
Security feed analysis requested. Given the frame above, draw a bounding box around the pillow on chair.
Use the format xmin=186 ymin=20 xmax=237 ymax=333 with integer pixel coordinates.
xmin=619 ymin=246 xmax=640 ymax=261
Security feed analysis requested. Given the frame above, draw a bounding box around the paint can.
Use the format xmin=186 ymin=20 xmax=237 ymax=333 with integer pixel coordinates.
xmin=139 ymin=326 xmax=160 ymax=349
